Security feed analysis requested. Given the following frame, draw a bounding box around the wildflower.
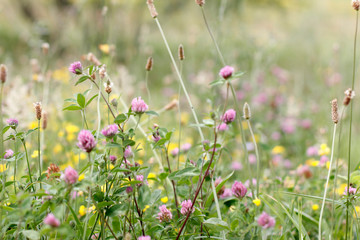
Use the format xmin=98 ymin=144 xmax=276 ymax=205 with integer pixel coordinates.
xmin=195 ymin=0 xmax=205 ymax=6
xmin=217 ymin=123 xmax=228 ymax=132
xmin=319 ymin=155 xmax=329 ymax=166
xmin=77 ymin=130 xmax=96 ymax=152
xmin=157 ymin=205 xmax=172 ymax=222
xmin=300 ymin=119 xmax=312 ymax=129
xmin=248 ymin=154 xmax=257 ymax=165
xmin=344 ymin=88 xmax=355 ymax=106
xmin=6 ymin=118 xmax=18 ymax=129
xmin=231 ymin=161 xmax=243 ymax=170
xmin=31 ymin=150 xmax=39 ymax=158
xmin=101 ymin=124 xmax=119 ymax=138
xmin=180 ymin=200 xmax=194 ymax=215
xmin=145 ymin=57 xmax=153 ymax=71
xmin=109 ymin=155 xmax=117 ymax=165
xmin=104 ymin=80 xmax=113 ymax=94
xmin=343 ymin=186 xmax=357 ymax=196
xmin=221 ymin=109 xmax=236 ymax=124
xmin=312 ymin=204 xmax=319 ymax=211
xmin=306 ymin=146 xmax=318 ymax=156
xmin=136 ymin=175 xmax=147 ymax=187
xmin=331 ymin=99 xmax=339 ymax=124
xmin=0 ymin=164 xmax=7 ymax=173
xmin=219 ymin=66 xmax=234 ymax=79
xmin=253 ymin=198 xmax=261 ymax=206
xmin=318 ymin=144 xmax=330 ymax=156
xmin=220 ymin=188 xmax=233 ymax=199
xmin=297 ymin=165 xmax=312 ymax=179
xmin=124 ymin=146 xmax=133 ymax=159
xmin=78 ymin=174 xmax=85 ymax=182
xmin=272 ymin=145 xmax=285 ymax=155
xmin=231 ymin=181 xmax=247 ymax=199
xmin=63 ymin=167 xmax=79 ymax=185
xmin=91 ymin=234 xmax=99 ymax=240
xmin=257 ymin=212 xmax=275 ymax=228
xmin=44 ymin=213 xmax=60 ymax=228
xmin=171 ymin=148 xmax=179 ymax=157
xmin=353 ymin=0 xmax=360 ymax=10
xmin=79 ymin=205 xmax=87 ymax=216
xmin=139 ymin=236 xmax=151 ymax=240
xmin=131 ymin=97 xmax=148 ymax=114
xmin=215 ymin=177 xmax=225 ymax=195
xmin=0 ymin=64 xmax=7 ymax=83
xmin=68 ymin=61 xmax=82 ymax=75
xmin=126 ymin=186 xmax=133 ymax=194
xmin=181 ymin=143 xmax=191 ymax=152
xmin=146 ymin=0 xmax=158 ymax=18
xmin=4 ymin=149 xmax=14 ymax=159
xmin=161 ymin=197 xmax=168 ymax=203
xmin=46 ymin=163 xmax=60 ymax=179
xmin=34 ymin=102 xmax=42 ymax=120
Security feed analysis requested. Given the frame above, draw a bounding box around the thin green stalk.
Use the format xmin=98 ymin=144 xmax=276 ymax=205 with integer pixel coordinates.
xmin=21 ymin=139 xmax=35 ymax=192
xmin=82 ymin=153 xmax=94 ymax=240
xmin=38 ymin=119 xmax=42 ymax=190
xmin=145 ymin=70 xmax=151 ymax=103
xmin=247 ymin=119 xmax=260 ymax=197
xmin=0 ymin=83 xmax=3 ymax=156
xmin=177 ymin=61 xmax=183 ymax=170
xmin=346 ymin=10 xmax=359 ymax=240
xmin=13 ymin=138 xmax=17 ymax=194
xmin=319 ymin=123 xmax=337 ymax=239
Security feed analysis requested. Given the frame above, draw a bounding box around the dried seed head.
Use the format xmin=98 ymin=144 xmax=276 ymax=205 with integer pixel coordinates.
xmin=42 ymin=42 xmax=50 ymax=56
xmin=343 ymin=88 xmax=355 ymax=106
xmin=178 ymin=44 xmax=185 ymax=61
xmin=111 ymin=98 xmax=118 ymax=107
xmin=164 ymin=99 xmax=178 ymax=111
xmin=42 ymin=110 xmax=48 ymax=130
xmin=147 ymin=0 xmax=158 ymax=18
xmin=47 ymin=163 xmax=60 ymax=179
xmin=353 ymin=0 xmax=360 ymax=10
xmin=331 ymin=99 xmax=338 ymax=124
xmin=195 ymin=0 xmax=205 ymax=6
xmin=34 ymin=102 xmax=42 ymax=120
xmin=87 ymin=52 xmax=101 ymax=66
xmin=99 ymin=65 xmax=107 ymax=79
xmin=105 ymin=80 xmax=112 ymax=94
xmin=124 ymin=233 xmax=132 ymax=240
xmin=0 ymin=64 xmax=7 ymax=83
xmin=145 ymin=57 xmax=153 ymax=71
xmin=243 ymin=102 xmax=251 ymax=120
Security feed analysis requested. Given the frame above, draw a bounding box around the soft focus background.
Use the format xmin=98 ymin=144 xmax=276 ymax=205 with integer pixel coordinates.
xmin=0 ymin=0 xmax=359 ymax=216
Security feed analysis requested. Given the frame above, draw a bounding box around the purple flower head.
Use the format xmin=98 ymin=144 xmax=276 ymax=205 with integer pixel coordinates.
xmin=231 ymin=181 xmax=247 ymax=199
xmin=171 ymin=148 xmax=179 ymax=157
xmin=180 ymin=200 xmax=194 ymax=216
xmin=221 ymin=109 xmax=236 ymax=124
xmin=248 ymin=154 xmax=257 ymax=165
xmin=6 ymin=118 xmax=18 ymax=129
xmin=138 ymin=236 xmax=151 ymax=240
xmin=77 ymin=130 xmax=97 ymax=152
xmin=300 ymin=119 xmax=312 ymax=129
xmin=271 ymin=132 xmax=281 ymax=141
xmin=220 ymin=188 xmax=233 ymax=199
xmin=215 ymin=177 xmax=222 ymax=187
xmin=131 ymin=97 xmax=148 ymax=114
xmin=126 ymin=186 xmax=133 ymax=194
xmin=69 ymin=61 xmax=82 ymax=75
xmin=219 ymin=66 xmax=234 ymax=79
xmin=157 ymin=205 xmax=172 ymax=222
xmin=91 ymin=234 xmax=99 ymax=240
xmin=306 ymin=146 xmax=318 ymax=157
xmin=101 ymin=124 xmax=119 ymax=138
xmin=63 ymin=167 xmax=78 ymax=185
xmin=181 ymin=143 xmax=192 ymax=152
xmin=320 ymin=155 xmax=329 ymax=166
xmin=109 ymin=155 xmax=117 ymax=165
xmin=217 ymin=123 xmax=229 ymax=132
xmin=44 ymin=213 xmax=60 ymax=228
xmin=136 ymin=175 xmax=148 ymax=187
xmin=124 ymin=146 xmax=133 ymax=159
xmin=231 ymin=161 xmax=243 ymax=170
xmin=343 ymin=186 xmax=357 ymax=196
xmin=244 ymin=178 xmax=257 ymax=188
xmin=152 ymin=135 xmax=161 ymax=143
xmin=257 ymin=212 xmax=276 ymax=229
xmin=4 ymin=149 xmax=14 ymax=159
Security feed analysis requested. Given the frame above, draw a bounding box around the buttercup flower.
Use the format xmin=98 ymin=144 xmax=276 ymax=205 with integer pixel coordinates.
xmin=180 ymin=200 xmax=194 ymax=215
xmin=77 ymin=130 xmax=97 ymax=152
xmin=231 ymin=181 xmax=247 ymax=199
xmin=69 ymin=61 xmax=82 ymax=75
xmin=219 ymin=66 xmax=234 ymax=79
xmin=131 ymin=97 xmax=148 ymax=113
xmin=221 ymin=109 xmax=236 ymax=124
xmin=157 ymin=205 xmax=172 ymax=222
xmin=101 ymin=124 xmax=119 ymax=138
xmin=257 ymin=212 xmax=275 ymax=229
xmin=4 ymin=149 xmax=14 ymax=159
xmin=63 ymin=167 xmax=79 ymax=185
xmin=44 ymin=213 xmax=60 ymax=227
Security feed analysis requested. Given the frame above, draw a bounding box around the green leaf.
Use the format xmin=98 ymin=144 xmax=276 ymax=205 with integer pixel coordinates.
xmin=145 ymin=110 xmax=159 ymax=116
xmin=168 ymin=167 xmax=200 ymax=181
xmin=21 ymin=230 xmax=40 ymax=240
xmin=123 ymin=139 xmax=135 ymax=147
xmin=86 ymin=94 xmax=99 ymax=107
xmin=77 ymin=94 xmax=86 ymax=108
xmin=114 ymin=114 xmax=127 ymax=124
xmin=63 ymin=104 xmax=82 ymax=111
xmin=66 ymin=202 xmax=84 ymax=235
xmin=232 ymin=71 xmax=245 ymax=78
xmin=106 ymin=204 xmax=123 ymax=217
xmin=75 ymin=75 xmax=90 ymax=86
xmin=2 ymin=126 xmax=10 ymax=134
xmin=203 ymin=218 xmax=230 ymax=231
xmin=209 ymin=79 xmax=225 ymax=87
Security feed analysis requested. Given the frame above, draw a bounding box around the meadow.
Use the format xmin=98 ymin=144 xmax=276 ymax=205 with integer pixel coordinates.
xmin=0 ymin=0 xmax=360 ymax=239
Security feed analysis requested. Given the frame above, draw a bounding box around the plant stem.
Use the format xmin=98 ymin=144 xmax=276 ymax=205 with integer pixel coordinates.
xmin=319 ymin=123 xmax=337 ymax=239
xmin=145 ymin=70 xmax=151 ymax=104
xmin=247 ymin=120 xmax=260 ymax=197
xmin=38 ymin=120 xmax=42 ymax=190
xmin=21 ymin=139 xmax=35 ymax=192
xmin=82 ymin=153 xmax=94 ymax=240
xmin=164 ymin=146 xmax=180 ymax=217
xmin=346 ymin=10 xmax=359 ymax=240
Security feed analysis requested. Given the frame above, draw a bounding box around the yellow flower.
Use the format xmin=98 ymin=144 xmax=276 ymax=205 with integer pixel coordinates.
xmin=53 ymin=67 xmax=70 ymax=83
xmin=354 ymin=206 xmax=360 ymax=218
xmin=305 ymin=158 xmax=319 ymax=167
xmin=101 ymin=185 xmax=106 ymax=192
xmin=32 ymin=74 xmax=39 ymax=82
xmin=31 ymin=150 xmax=39 ymax=158
xmin=312 ymin=204 xmax=319 ymax=211
xmin=138 ymin=159 xmax=143 ymax=165
xmin=161 ymin=197 xmax=168 ymax=203
xmin=79 ymin=205 xmax=87 ymax=216
xmin=242 ymin=121 xmax=248 ymax=130
xmin=66 ymin=133 xmax=76 ymax=142
xmin=78 ymin=174 xmax=85 ymax=181
xmin=58 ymin=131 xmax=64 ymax=137
xmin=99 ymin=44 xmax=110 ymax=54
xmin=53 ymin=144 xmax=63 ymax=154
xmin=337 ymin=183 xmax=347 ymax=195
xmin=143 ymin=205 xmax=150 ymax=212
xmin=272 ymin=146 xmax=285 ymax=155
xmin=28 ymin=121 xmax=39 ymax=129
xmin=148 ymin=173 xmax=156 ymax=179
xmin=89 ymin=205 xmax=96 ymax=213
xmin=254 ymin=134 xmax=261 ymax=143
xmin=326 ymin=161 xmax=330 ymax=170
xmin=0 ymin=164 xmax=7 ymax=173
xmin=181 ymin=113 xmax=190 ymax=125
xmin=253 ymin=198 xmax=261 ymax=206
xmin=179 ymin=155 xmax=185 ymax=163
xmin=318 ymin=144 xmax=330 ymax=156
xmin=65 ymin=123 xmax=79 ymax=134
xmin=229 ymin=206 xmax=236 ymax=212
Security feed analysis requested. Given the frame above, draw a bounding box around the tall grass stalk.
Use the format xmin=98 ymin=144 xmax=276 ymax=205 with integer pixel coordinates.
xmin=318 ymin=123 xmax=337 ymax=239
xmin=346 ymin=10 xmax=359 ymax=239
xmin=37 ymin=120 xmax=42 ymax=190
xmin=247 ymin=119 xmax=260 ymax=197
